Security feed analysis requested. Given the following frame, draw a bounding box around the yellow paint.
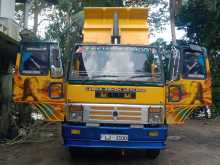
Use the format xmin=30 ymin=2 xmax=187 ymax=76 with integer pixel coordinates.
xmin=71 ymin=129 xmax=81 ymax=135
xmin=166 ymin=57 xmax=212 ymax=124
xmin=83 ymin=7 xmax=149 ymax=44
xmin=13 ymin=53 xmax=65 ymax=121
xmin=13 ymin=7 xmax=212 ymax=125
xmin=66 ymin=85 xmax=165 ymax=105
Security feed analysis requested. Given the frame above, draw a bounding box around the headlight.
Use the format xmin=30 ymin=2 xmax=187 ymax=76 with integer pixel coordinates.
xmin=65 ymin=105 xmax=83 ymax=122
xmin=148 ymin=107 xmax=164 ymax=124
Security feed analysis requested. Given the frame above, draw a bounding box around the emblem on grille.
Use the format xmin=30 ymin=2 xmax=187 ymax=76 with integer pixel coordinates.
xmin=112 ymin=111 xmax=119 ymax=120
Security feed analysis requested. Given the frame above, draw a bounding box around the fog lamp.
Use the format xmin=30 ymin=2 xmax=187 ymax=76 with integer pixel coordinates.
xmin=71 ymin=129 xmax=81 ymax=135
xmin=148 ymin=131 xmax=159 ymax=137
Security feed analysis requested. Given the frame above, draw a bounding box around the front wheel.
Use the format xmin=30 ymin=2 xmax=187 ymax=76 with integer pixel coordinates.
xmin=69 ymin=147 xmax=80 ymax=157
xmin=145 ymin=149 xmax=160 ymax=159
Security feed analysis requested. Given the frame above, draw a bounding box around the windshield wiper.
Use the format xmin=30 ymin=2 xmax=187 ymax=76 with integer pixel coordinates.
xmin=129 ymin=74 xmax=152 ymax=78
xmin=129 ymin=73 xmax=161 ymax=79
xmin=92 ymin=75 xmax=119 ymax=78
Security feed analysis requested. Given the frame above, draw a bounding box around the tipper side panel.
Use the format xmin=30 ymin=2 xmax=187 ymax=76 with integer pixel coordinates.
xmin=83 ymin=7 xmax=149 ymax=45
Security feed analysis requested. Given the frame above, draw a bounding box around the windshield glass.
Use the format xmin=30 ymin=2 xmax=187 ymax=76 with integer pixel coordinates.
xmin=20 ymin=44 xmax=49 ymax=75
xmin=69 ymin=45 xmax=162 ymax=83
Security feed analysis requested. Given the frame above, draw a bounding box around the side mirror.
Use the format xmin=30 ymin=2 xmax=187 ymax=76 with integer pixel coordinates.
xmin=50 ymin=47 xmax=63 ymax=78
xmin=51 ymin=64 xmax=63 ymax=78
xmin=170 ymin=48 xmax=181 ymax=81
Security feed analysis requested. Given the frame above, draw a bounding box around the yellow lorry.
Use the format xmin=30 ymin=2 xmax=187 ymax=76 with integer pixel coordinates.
xmin=13 ymin=41 xmax=64 ymax=121
xmin=13 ymin=7 xmax=212 ymax=159
xmin=62 ymin=7 xmax=166 ymax=158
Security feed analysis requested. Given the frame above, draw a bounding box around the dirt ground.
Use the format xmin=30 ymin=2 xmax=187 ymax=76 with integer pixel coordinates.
xmin=1 ymin=119 xmax=220 ymax=165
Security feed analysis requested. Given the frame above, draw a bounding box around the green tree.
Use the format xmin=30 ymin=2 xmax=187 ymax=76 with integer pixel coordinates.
xmin=125 ymin=0 xmax=169 ymax=32
xmin=45 ymin=0 xmax=84 ymax=62
xmin=176 ymin=0 xmax=220 ymax=54
xmin=15 ymin=0 xmax=56 ymax=37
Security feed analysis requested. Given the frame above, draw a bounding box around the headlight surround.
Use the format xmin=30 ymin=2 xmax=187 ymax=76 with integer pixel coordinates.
xmin=148 ymin=107 xmax=164 ymax=124
xmin=65 ymin=105 xmax=83 ymax=122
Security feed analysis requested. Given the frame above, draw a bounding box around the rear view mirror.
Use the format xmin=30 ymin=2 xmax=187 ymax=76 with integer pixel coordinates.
xmin=170 ymin=48 xmax=180 ymax=81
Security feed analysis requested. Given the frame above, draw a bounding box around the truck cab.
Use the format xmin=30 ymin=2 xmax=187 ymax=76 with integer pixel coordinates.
xmin=62 ymin=7 xmax=167 ymax=158
xmin=13 ymin=41 xmax=65 ymax=121
xmin=166 ymin=44 xmax=212 ymax=123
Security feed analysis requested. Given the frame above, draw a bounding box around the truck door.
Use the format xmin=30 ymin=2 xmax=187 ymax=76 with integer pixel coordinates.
xmin=166 ymin=45 xmax=212 ymax=124
xmin=13 ymin=42 xmax=64 ymax=121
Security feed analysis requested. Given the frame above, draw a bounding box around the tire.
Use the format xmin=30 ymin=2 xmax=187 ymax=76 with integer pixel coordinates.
xmin=69 ymin=147 xmax=84 ymax=158
xmin=145 ymin=149 xmax=160 ymax=159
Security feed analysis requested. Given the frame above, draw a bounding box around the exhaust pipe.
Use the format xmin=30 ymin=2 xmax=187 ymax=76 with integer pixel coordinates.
xmin=111 ymin=12 xmax=120 ymax=44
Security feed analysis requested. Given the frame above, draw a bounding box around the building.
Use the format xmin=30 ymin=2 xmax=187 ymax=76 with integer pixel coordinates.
xmin=0 ymin=0 xmax=19 ymax=137
xmin=0 ymin=0 xmax=19 ymax=41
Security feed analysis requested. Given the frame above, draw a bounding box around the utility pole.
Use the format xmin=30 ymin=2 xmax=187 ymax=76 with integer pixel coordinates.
xmin=170 ymin=0 xmax=176 ymax=44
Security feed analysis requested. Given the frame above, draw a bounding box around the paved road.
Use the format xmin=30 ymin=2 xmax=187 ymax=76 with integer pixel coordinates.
xmin=1 ymin=120 xmax=220 ymax=165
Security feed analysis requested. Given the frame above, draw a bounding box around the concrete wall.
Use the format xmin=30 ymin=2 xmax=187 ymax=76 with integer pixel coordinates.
xmin=0 ymin=0 xmax=15 ymax=19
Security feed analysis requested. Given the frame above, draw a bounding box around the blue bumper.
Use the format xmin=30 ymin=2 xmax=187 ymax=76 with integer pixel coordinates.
xmin=62 ymin=123 xmax=168 ymax=150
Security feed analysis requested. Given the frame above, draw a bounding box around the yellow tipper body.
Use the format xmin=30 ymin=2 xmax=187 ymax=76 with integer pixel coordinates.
xmin=83 ymin=7 xmax=149 ymax=44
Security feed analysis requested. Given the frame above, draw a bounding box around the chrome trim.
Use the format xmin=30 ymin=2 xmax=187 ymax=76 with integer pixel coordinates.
xmin=65 ymin=103 xmax=164 ymax=124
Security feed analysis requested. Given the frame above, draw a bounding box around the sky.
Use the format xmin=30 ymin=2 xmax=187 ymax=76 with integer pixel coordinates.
xmin=150 ymin=24 xmax=186 ymax=43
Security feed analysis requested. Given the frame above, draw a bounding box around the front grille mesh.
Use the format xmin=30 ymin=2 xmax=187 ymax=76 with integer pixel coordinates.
xmin=86 ymin=106 xmax=144 ymax=124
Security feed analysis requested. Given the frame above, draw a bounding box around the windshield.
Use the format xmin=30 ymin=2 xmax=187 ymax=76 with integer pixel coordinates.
xmin=20 ymin=44 xmax=49 ymax=75
xmin=69 ymin=45 xmax=163 ymax=83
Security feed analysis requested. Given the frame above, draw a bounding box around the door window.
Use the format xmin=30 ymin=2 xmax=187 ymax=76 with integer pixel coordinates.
xmin=182 ymin=51 xmax=206 ymax=79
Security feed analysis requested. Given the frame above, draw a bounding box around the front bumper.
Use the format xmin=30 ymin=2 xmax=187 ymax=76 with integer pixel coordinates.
xmin=62 ymin=123 xmax=168 ymax=150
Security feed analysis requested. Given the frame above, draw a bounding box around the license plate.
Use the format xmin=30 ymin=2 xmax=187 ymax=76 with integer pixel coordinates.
xmin=100 ymin=134 xmax=128 ymax=141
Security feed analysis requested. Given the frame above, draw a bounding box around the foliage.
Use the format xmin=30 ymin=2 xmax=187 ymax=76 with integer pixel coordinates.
xmin=124 ymin=0 xmax=169 ymax=32
xmin=176 ymin=0 xmax=220 ymax=54
xmin=32 ymin=0 xmax=50 ymax=35
xmin=83 ymin=0 xmax=123 ymax=7
xmin=15 ymin=0 xmax=55 ymax=39
xmin=45 ymin=0 xmax=83 ymax=62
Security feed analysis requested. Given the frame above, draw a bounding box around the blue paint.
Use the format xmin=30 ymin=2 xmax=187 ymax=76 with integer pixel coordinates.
xmin=62 ymin=123 xmax=168 ymax=150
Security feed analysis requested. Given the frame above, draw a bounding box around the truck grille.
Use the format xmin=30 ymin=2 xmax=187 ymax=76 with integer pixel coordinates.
xmin=82 ymin=104 xmax=148 ymax=124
